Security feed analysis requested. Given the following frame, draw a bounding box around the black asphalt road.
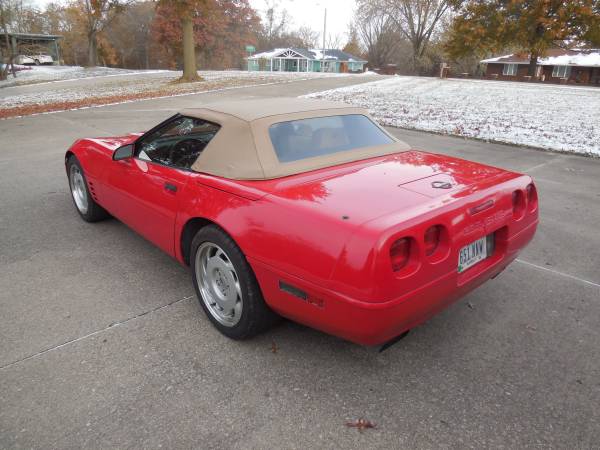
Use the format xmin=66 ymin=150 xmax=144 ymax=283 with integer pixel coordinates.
xmin=1 ymin=76 xmax=599 ymax=449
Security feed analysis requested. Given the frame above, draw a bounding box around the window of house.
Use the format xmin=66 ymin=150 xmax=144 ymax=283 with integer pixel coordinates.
xmin=502 ymin=64 xmax=518 ymax=76
xmin=136 ymin=116 xmax=220 ymax=169
xmin=552 ymin=65 xmax=571 ymax=78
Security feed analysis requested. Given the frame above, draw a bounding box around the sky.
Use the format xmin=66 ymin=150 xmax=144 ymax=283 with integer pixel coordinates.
xmin=31 ymin=0 xmax=357 ymax=42
xmin=250 ymin=0 xmax=356 ymax=41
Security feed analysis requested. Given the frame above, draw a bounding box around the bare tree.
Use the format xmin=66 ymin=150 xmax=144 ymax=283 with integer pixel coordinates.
xmin=105 ymin=1 xmax=153 ymax=69
xmin=79 ymin=0 xmax=130 ymax=67
xmin=0 ymin=0 xmax=17 ymax=80
xmin=370 ymin=0 xmax=457 ymax=72
xmin=295 ymin=26 xmax=319 ymax=48
xmin=325 ymin=33 xmax=344 ymax=50
xmin=258 ymin=0 xmax=289 ymax=48
xmin=343 ymin=24 xmax=363 ymax=56
xmin=355 ymin=1 xmax=400 ymax=68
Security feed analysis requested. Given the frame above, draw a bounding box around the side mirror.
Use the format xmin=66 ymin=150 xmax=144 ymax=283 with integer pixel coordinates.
xmin=113 ymin=144 xmax=134 ymax=161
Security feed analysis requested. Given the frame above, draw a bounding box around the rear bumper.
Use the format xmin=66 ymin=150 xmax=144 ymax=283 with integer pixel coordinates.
xmin=250 ymin=220 xmax=537 ymax=346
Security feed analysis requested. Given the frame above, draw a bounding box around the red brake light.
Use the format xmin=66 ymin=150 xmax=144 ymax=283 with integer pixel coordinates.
xmin=390 ymin=238 xmax=411 ymax=272
xmin=512 ymin=189 xmax=525 ymax=219
xmin=526 ymin=183 xmax=538 ymax=211
xmin=424 ymin=225 xmax=441 ymax=256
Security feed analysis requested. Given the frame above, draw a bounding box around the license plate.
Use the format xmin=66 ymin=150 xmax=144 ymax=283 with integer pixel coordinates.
xmin=458 ymin=236 xmax=489 ymax=273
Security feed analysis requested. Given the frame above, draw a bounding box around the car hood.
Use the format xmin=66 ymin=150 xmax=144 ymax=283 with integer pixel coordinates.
xmin=258 ymin=150 xmax=519 ymax=225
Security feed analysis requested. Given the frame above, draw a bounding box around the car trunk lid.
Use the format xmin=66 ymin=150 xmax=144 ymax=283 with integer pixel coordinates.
xmin=260 ymin=151 xmax=517 ymax=225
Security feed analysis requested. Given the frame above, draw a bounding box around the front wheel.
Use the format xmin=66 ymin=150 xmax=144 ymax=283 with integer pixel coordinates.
xmin=191 ymin=225 xmax=279 ymax=339
xmin=67 ymin=155 xmax=109 ymax=222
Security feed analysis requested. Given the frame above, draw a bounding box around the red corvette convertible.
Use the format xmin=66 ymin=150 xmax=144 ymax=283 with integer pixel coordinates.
xmin=65 ymin=98 xmax=538 ymax=346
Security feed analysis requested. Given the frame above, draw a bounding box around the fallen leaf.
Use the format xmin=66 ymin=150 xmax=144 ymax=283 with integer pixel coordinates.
xmin=346 ymin=418 xmax=376 ymax=433
xmin=270 ymin=341 xmax=278 ymax=353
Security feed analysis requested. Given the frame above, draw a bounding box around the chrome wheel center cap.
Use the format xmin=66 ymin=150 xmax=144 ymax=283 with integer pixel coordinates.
xmin=207 ymin=259 xmax=236 ymax=310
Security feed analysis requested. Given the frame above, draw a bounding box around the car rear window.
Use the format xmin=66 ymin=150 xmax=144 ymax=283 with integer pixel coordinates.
xmin=268 ymin=114 xmax=394 ymax=163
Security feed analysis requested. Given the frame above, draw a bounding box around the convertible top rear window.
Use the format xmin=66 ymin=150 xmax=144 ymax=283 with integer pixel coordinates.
xmin=268 ymin=114 xmax=394 ymax=163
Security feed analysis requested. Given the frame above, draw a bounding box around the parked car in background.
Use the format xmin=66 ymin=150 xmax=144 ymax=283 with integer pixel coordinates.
xmin=15 ymin=53 xmax=53 ymax=65
xmin=14 ymin=55 xmax=35 ymax=65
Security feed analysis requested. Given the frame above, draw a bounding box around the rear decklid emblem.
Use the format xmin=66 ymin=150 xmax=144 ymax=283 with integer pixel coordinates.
xmin=431 ymin=180 xmax=453 ymax=189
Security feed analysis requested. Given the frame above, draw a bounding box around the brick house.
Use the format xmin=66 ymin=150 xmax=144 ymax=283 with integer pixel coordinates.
xmin=481 ymin=49 xmax=600 ymax=86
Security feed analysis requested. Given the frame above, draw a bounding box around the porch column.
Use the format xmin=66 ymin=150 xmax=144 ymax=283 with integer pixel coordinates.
xmin=270 ymin=58 xmax=273 ymax=72
xmin=53 ymin=40 xmax=60 ymax=64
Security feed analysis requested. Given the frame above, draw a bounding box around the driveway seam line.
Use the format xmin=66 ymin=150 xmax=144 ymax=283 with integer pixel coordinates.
xmin=515 ymin=259 xmax=600 ymax=288
xmin=0 ymin=294 xmax=195 ymax=371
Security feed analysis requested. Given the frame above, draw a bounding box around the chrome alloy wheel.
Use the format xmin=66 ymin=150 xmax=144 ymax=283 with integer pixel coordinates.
xmin=195 ymin=242 xmax=243 ymax=327
xmin=69 ymin=164 xmax=89 ymax=214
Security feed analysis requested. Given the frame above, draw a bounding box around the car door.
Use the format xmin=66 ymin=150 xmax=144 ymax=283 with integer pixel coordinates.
xmin=104 ymin=115 xmax=221 ymax=256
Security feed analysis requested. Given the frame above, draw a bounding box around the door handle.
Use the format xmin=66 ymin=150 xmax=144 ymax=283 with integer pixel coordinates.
xmin=164 ymin=182 xmax=177 ymax=193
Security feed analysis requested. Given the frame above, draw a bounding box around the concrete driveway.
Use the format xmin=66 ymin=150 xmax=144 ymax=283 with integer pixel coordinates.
xmin=1 ymin=76 xmax=599 ymax=449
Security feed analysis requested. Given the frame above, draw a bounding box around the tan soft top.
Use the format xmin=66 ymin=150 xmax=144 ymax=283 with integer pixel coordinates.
xmin=183 ymin=98 xmax=409 ymax=180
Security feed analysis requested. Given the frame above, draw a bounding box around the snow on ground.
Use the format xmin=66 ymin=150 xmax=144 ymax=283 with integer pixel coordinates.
xmin=0 ymin=69 xmax=365 ymax=117
xmin=0 ymin=65 xmax=169 ymax=87
xmin=0 ymin=65 xmax=368 ymax=89
xmin=304 ymin=76 xmax=600 ymax=156
xmin=0 ymin=63 xmax=32 ymax=72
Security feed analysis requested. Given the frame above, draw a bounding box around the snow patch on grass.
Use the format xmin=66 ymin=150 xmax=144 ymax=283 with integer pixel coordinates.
xmin=0 ymin=65 xmax=168 ymax=87
xmin=303 ymin=76 xmax=600 ymax=156
xmin=0 ymin=69 xmax=355 ymax=118
xmin=0 ymin=65 xmax=352 ymax=89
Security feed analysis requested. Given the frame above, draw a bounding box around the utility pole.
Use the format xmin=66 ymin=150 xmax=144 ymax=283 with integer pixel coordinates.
xmin=322 ymin=7 xmax=327 ymax=72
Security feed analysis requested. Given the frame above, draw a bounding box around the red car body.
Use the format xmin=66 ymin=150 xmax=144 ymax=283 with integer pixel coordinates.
xmin=66 ymin=132 xmax=538 ymax=346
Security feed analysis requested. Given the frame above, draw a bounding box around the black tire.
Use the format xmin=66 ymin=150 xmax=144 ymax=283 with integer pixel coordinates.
xmin=34 ymin=59 xmax=40 ymax=65
xmin=190 ymin=225 xmax=279 ymax=340
xmin=66 ymin=155 xmax=109 ymax=222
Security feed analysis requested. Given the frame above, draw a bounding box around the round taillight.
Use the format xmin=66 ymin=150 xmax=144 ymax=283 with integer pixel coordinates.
xmin=390 ymin=237 xmax=411 ymax=272
xmin=424 ymin=225 xmax=441 ymax=256
xmin=526 ymin=183 xmax=538 ymax=211
xmin=512 ymin=190 xmax=526 ymax=220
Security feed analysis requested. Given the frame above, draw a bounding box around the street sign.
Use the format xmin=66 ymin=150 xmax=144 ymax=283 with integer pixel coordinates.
xmin=245 ymin=45 xmax=256 ymax=54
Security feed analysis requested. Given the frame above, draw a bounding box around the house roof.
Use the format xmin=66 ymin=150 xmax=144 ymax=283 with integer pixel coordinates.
xmin=481 ymin=49 xmax=600 ymax=67
xmin=249 ymin=47 xmax=366 ymax=63
xmin=309 ymin=49 xmax=366 ymax=62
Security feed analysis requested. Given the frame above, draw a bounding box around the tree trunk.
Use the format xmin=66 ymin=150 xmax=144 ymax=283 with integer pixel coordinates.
xmin=528 ymin=51 xmax=538 ymax=77
xmin=1 ymin=15 xmax=15 ymax=80
xmin=181 ymin=16 xmax=200 ymax=82
xmin=411 ymin=41 xmax=421 ymax=75
xmin=1 ymin=32 xmax=10 ymax=80
xmin=87 ymin=30 xmax=98 ymax=67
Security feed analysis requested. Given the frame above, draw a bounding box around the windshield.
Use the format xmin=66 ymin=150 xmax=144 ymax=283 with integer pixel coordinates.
xmin=268 ymin=114 xmax=394 ymax=163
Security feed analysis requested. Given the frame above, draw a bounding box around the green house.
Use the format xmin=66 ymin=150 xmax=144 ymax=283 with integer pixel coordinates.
xmin=247 ymin=48 xmax=366 ymax=73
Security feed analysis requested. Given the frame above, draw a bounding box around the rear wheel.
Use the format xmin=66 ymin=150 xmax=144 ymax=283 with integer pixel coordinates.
xmin=67 ymin=155 xmax=109 ymax=222
xmin=191 ymin=225 xmax=279 ymax=339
